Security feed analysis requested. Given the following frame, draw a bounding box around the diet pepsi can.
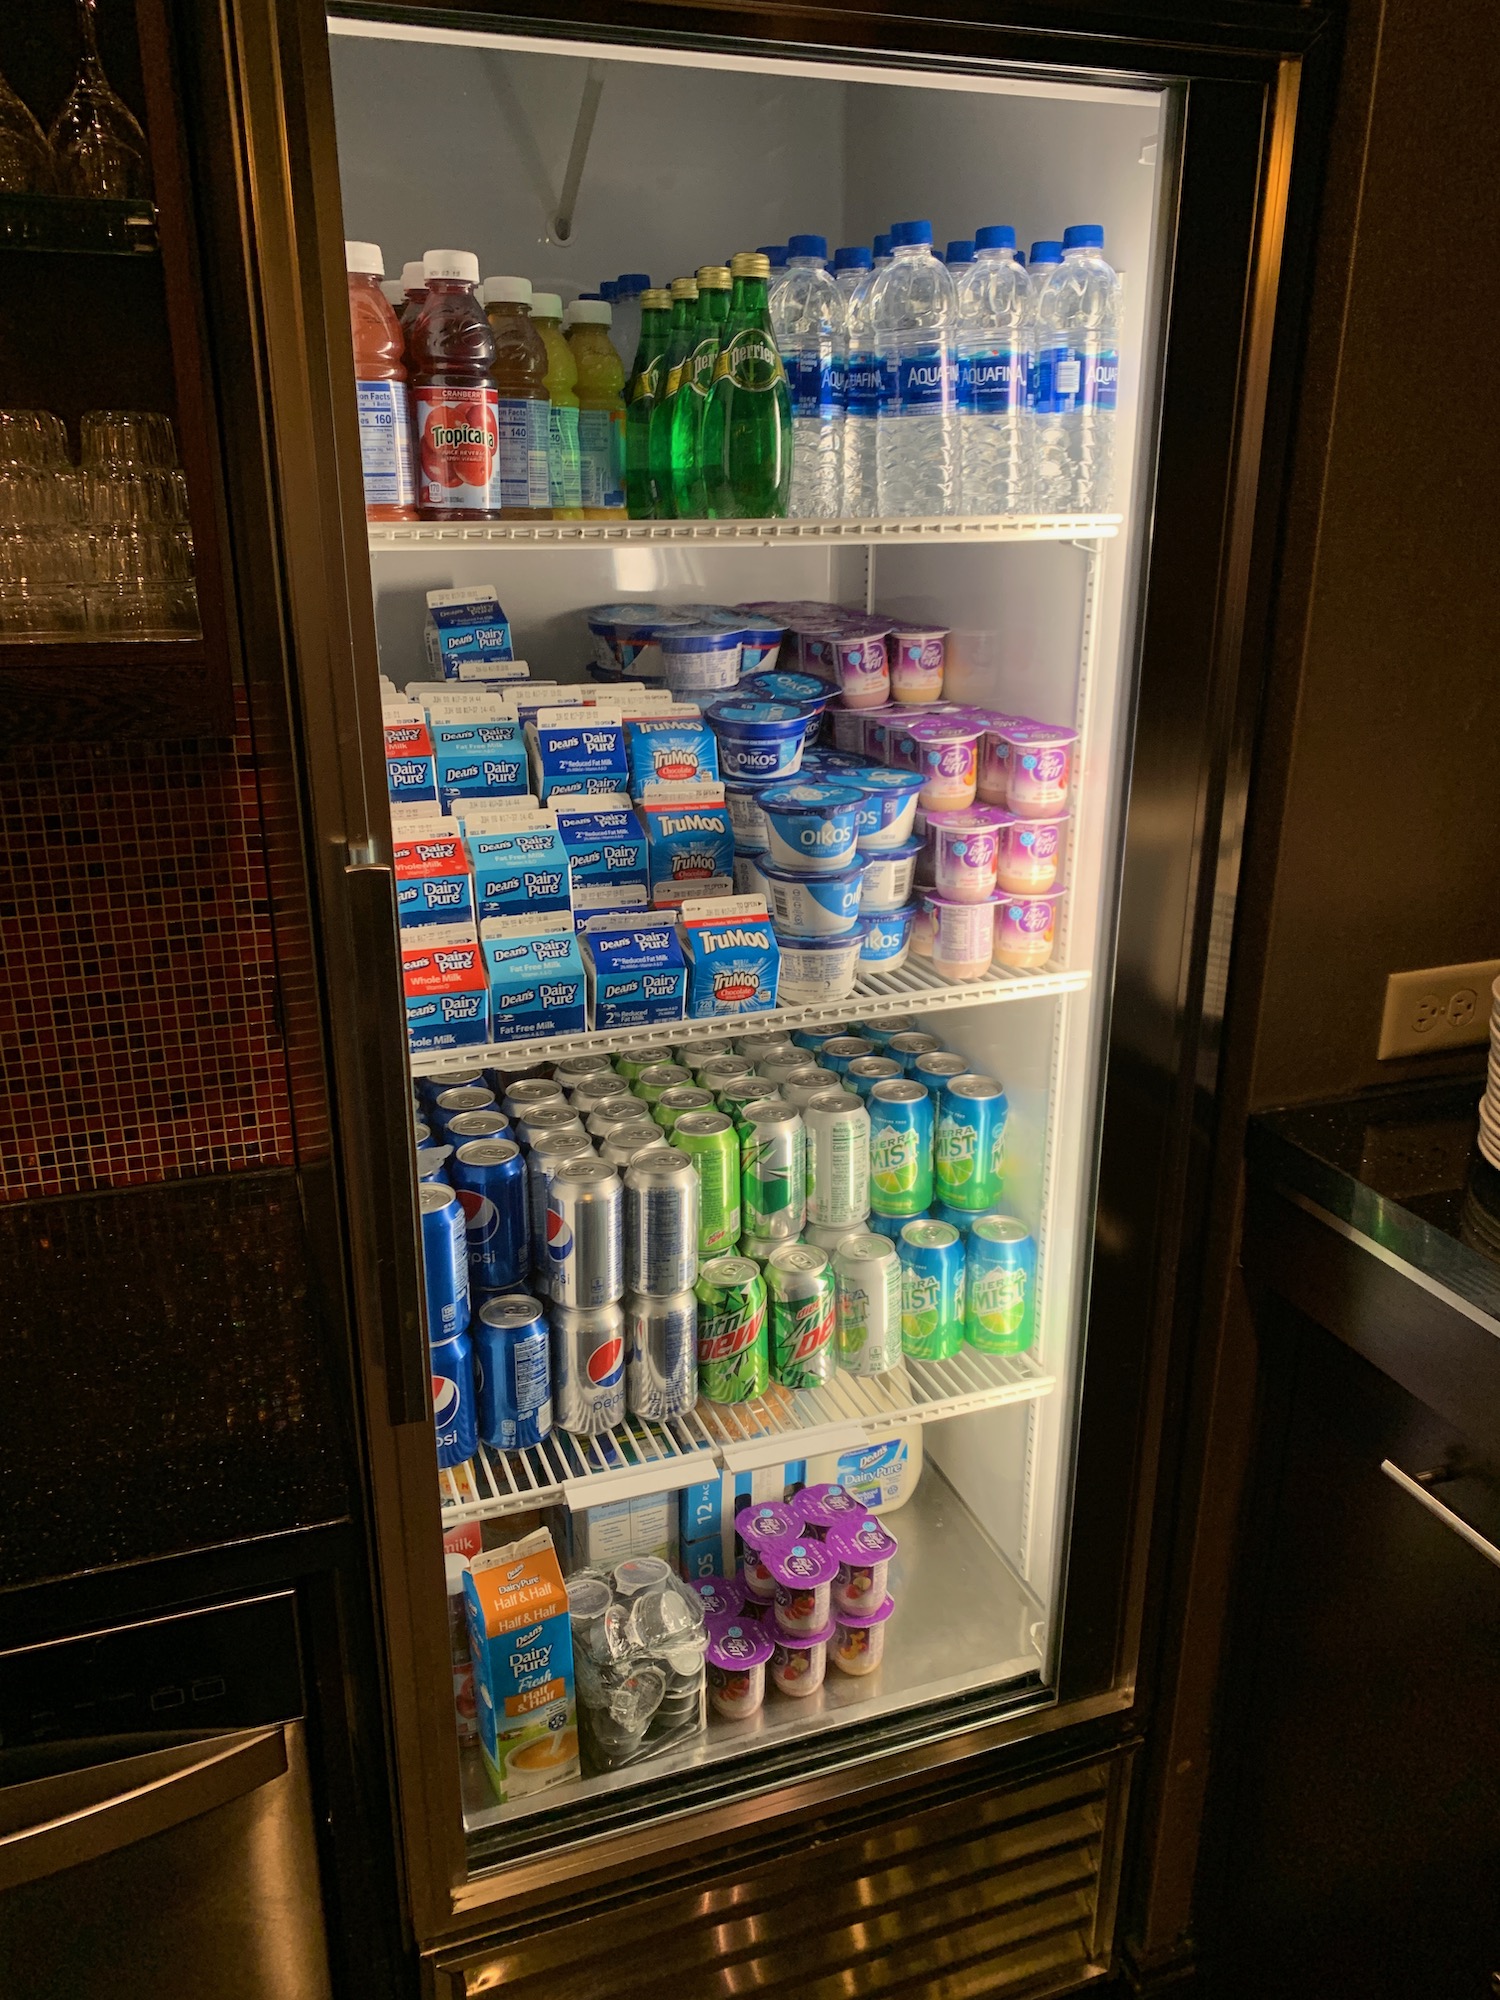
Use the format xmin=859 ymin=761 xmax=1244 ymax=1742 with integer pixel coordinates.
xmin=416 ymin=1145 xmax=452 ymax=1184
xmin=474 ymin=1293 xmax=552 ymax=1449
xmin=419 ymin=1183 xmax=469 ymax=1343
xmin=432 ymin=1085 xmax=497 ymax=1139
xmin=552 ymin=1053 xmax=616 ymax=1095
xmin=451 ymin=1138 xmax=529 ymax=1292
xmin=551 ymin=1301 xmax=626 ymax=1434
xmin=571 ymin=1073 xmax=633 ymax=1118
xmin=429 ymin=1324 xmax=477 ymax=1469
xmin=526 ymin=1134 xmax=596 ymax=1291
xmin=444 ymin=1108 xmax=511 ymax=1148
xmin=624 ymin=1289 xmax=697 ymax=1418
xmin=545 ymin=1157 xmax=623 ymax=1307
xmin=624 ymin=1148 xmax=699 ymax=1295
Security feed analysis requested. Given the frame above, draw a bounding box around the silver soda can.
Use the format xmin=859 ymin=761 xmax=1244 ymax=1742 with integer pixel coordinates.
xmin=755 ymin=1050 xmax=808 ymax=1091
xmin=502 ymin=1077 xmax=565 ymax=1121
xmin=552 ymin=1053 xmax=617 ymax=1095
xmin=805 ymin=1087 xmax=872 ymax=1227
xmin=546 ymin=1156 xmax=624 ymax=1307
xmin=625 ymin=1149 xmax=700 ymax=1296
xmin=551 ymin=1301 xmax=626 ymax=1434
xmin=740 ymin=1099 xmax=806 ymax=1241
xmin=588 ymin=1102 xmax=658 ymax=1141
xmin=517 ymin=1103 xmax=588 ymax=1151
xmin=804 ymin=1217 xmax=868 ymax=1254
xmin=781 ymin=1063 xmax=837 ymax=1111
xmin=735 ymin=1030 xmax=794 ymax=1065
xmin=695 ymin=1053 xmax=756 ymax=1093
xmin=528 ymin=1136 xmax=599 ymax=1295
xmin=571 ymin=1073 xmax=634 ymax=1117
xmin=833 ymin=1232 xmax=904 ymax=1374
xmin=600 ymin=1128 xmax=658 ymax=1170
xmin=675 ymin=1038 xmax=726 ymax=1074
xmin=624 ymin=1288 xmax=697 ymax=1418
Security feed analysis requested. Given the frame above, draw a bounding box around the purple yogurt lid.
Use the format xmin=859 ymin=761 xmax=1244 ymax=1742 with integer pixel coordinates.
xmin=792 ymin=1482 xmax=871 ymax=1531
xmin=771 ymin=1617 xmax=837 ymax=1650
xmin=766 ymin=1536 xmax=842 ymax=1589
xmin=924 ymin=806 xmax=1008 ymax=834
xmin=907 ymin=718 xmax=982 ymax=745
xmin=735 ymin=1501 xmax=800 ymax=1548
xmin=826 ymin=1514 xmax=899 ymax=1565
xmin=705 ymin=1614 xmax=775 ymax=1669
xmin=998 ymin=721 xmax=1077 ymax=748
xmin=833 ymin=1594 xmax=895 ymax=1630
xmin=833 ymin=614 xmax=893 ymax=640
xmin=687 ymin=1574 xmax=746 ymax=1621
xmin=888 ymin=624 xmax=948 ymax=641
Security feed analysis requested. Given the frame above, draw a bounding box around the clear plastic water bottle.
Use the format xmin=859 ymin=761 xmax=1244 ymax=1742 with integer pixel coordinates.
xmin=945 ymin=239 xmax=975 ymax=270
xmin=833 ymin=245 xmax=870 ymax=307
xmin=770 ymin=234 xmax=846 ymax=519
xmin=956 ymin=224 xmax=1034 ymax=516
xmin=1032 ymin=224 xmax=1119 ymax=513
xmin=612 ymin=273 xmax=651 ymax=392
xmin=838 ymin=247 xmax=879 ymax=518
xmin=873 ymin=232 xmax=894 ymax=269
xmin=1028 ymin=243 xmax=1067 ymax=513
xmin=871 ymin=219 xmax=960 ymax=517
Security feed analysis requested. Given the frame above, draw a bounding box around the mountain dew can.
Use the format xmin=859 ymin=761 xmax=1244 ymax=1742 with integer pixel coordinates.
xmin=868 ymin=1079 xmax=934 ymax=1217
xmin=898 ymin=1219 xmax=965 ymax=1360
xmin=695 ymin=1255 xmax=769 ymax=1402
xmin=934 ymin=1075 xmax=1008 ymax=1211
xmin=966 ymin=1216 xmax=1036 ymax=1353
xmin=671 ymin=1109 xmax=741 ymax=1256
xmin=634 ymin=1061 xmax=692 ymax=1106
xmin=766 ymin=1244 xmax=836 ymax=1387
xmin=741 ymin=1099 xmax=806 ymax=1241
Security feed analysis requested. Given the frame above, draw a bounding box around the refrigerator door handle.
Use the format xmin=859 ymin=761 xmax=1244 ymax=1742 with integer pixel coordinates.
xmin=344 ymin=859 xmax=430 ymax=1428
xmin=1380 ymin=1460 xmax=1500 ymax=1573
xmin=0 ymin=1727 xmax=287 ymax=1891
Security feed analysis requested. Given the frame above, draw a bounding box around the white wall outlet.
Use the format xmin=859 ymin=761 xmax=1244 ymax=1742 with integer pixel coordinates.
xmin=1377 ymin=959 xmax=1500 ymax=1060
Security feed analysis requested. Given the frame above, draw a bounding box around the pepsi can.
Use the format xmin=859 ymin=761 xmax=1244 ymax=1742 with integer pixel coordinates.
xmin=432 ymin=1085 xmax=498 ymax=1140
xmin=527 ymin=1135 xmax=597 ymax=1294
xmin=624 ymin=1289 xmax=697 ymax=1418
xmin=420 ymin=1068 xmax=485 ymax=1111
xmin=445 ymin=1108 xmax=511 ymax=1148
xmin=546 ymin=1157 xmax=624 ymax=1307
xmin=419 ymin=1183 xmax=469 ymax=1343
xmin=429 ymin=1324 xmax=477 ymax=1468
xmin=451 ymin=1138 xmax=530 ymax=1292
xmin=474 ymin=1293 xmax=552 ymax=1449
xmin=416 ymin=1145 xmax=452 ymax=1184
xmin=414 ymin=1117 xmax=432 ymax=1147
xmin=819 ymin=1035 xmax=877 ymax=1076
xmin=551 ymin=1301 xmax=626 ymax=1434
xmin=517 ymin=1103 xmax=587 ymax=1151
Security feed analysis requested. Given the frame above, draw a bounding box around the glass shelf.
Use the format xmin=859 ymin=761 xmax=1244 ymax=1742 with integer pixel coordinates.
xmin=0 ymin=192 xmax=157 ymax=255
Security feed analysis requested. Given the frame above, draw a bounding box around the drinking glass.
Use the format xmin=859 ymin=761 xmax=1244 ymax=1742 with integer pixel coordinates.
xmin=0 ymin=586 xmax=88 ymax=641
xmin=48 ymin=0 xmax=152 ymax=200
xmin=0 ymin=70 xmax=55 ymax=195
xmin=0 ymin=409 xmax=70 ymax=468
xmin=80 ymin=408 xmax=178 ymax=468
xmin=85 ymin=577 xmax=197 ymax=636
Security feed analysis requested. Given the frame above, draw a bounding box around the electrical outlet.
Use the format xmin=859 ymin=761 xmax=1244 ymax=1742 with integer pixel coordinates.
xmin=1378 ymin=959 xmax=1500 ymax=1060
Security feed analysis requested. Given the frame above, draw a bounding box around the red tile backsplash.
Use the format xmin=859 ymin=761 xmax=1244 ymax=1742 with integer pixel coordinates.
xmin=0 ymin=686 xmax=299 ymax=1198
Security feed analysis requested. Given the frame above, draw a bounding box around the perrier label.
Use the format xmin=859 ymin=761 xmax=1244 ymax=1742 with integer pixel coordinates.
xmin=701 ymin=253 xmax=791 ymax=520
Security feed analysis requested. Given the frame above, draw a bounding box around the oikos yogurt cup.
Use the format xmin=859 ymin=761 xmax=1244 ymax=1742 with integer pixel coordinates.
xmin=705 ymin=1615 xmax=775 ymax=1718
xmin=927 ymin=806 xmax=1005 ymax=903
xmin=830 ymin=1596 xmax=894 ymax=1677
xmin=761 ymin=858 xmax=866 ymax=937
xmin=996 ymin=812 xmax=1069 ymax=893
xmin=724 ymin=778 xmax=774 ymax=852
xmin=733 ymin=849 xmax=772 ymax=898
xmin=852 ymin=768 xmax=923 ymax=851
xmin=717 ymin=615 xmax=785 ymax=675
xmin=768 ymin=1535 xmax=842 ymax=1637
xmin=909 ymin=718 xmax=982 ymax=810
xmin=860 ymin=903 xmax=917 ymax=972
xmin=993 ymin=887 xmax=1066 ymax=969
xmin=759 ymin=778 xmax=864 ymax=874
xmin=769 ymin=1618 xmax=835 ymax=1697
xmin=926 ymin=893 xmax=1000 ymax=981
xmin=776 ymin=926 xmax=867 ymax=1004
xmin=659 ymin=624 xmax=744 ymax=696
xmin=1000 ymin=722 xmax=1076 ymax=816
xmin=704 ymin=697 xmax=807 ymax=783
xmin=826 ymin=1514 xmax=898 ymax=1614
xmin=829 ymin=705 xmax=870 ymax=755
xmin=858 ymin=838 xmax=921 ymax=913
xmin=830 ymin=620 xmax=891 ymax=709
xmin=889 ymin=626 xmax=947 ymax=703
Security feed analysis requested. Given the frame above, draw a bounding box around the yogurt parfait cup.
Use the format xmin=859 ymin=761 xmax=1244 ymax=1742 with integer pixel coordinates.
xmin=759 ymin=778 xmax=865 ymax=874
xmin=705 ymin=1615 xmax=775 ymax=1719
xmin=768 ymin=1536 xmax=842 ymax=1637
xmin=996 ymin=812 xmax=1069 ymax=893
xmin=762 ymin=858 xmax=866 ymax=936
xmin=826 ymin=1514 xmax=899 ymax=1614
xmin=927 ymin=805 xmax=1006 ymax=903
xmin=910 ymin=895 xmax=936 ymax=959
xmin=853 ymin=768 xmax=924 ymax=851
xmin=660 ymin=623 xmax=744 ymax=697
xmin=775 ymin=926 xmax=868 ymax=1004
xmin=703 ymin=696 xmax=807 ymax=783
xmin=830 ymin=1596 xmax=895 ymax=1677
xmin=1000 ymin=722 xmax=1076 ymax=817
xmin=993 ymin=887 xmax=1067 ymax=969
xmin=769 ymin=1618 xmax=835 ymax=1697
xmin=687 ymin=1574 xmax=747 ymax=1623
xmin=927 ymin=893 xmax=1000 ymax=981
xmin=909 ymin=717 xmax=982 ymax=810
xmin=888 ymin=626 xmax=947 ymax=703
xmin=859 ymin=903 xmax=917 ymax=972
xmin=792 ymin=1482 xmax=870 ymax=1539
xmin=858 ymin=838 xmax=921 ymax=913
xmin=830 ymin=622 xmax=891 ymax=709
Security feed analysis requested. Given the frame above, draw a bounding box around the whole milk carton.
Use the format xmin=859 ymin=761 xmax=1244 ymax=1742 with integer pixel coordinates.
xmin=464 ymin=1528 xmax=580 ymax=1801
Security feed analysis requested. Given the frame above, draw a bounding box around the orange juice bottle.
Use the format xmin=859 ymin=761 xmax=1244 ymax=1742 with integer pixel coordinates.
xmin=345 ymin=240 xmax=416 ymax=521
xmin=567 ymin=298 xmax=627 ymax=517
xmin=483 ymin=276 xmax=551 ymax=521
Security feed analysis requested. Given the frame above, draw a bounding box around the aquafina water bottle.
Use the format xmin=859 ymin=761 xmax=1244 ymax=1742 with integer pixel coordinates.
xmin=871 ymin=219 xmax=960 ymax=517
xmin=836 ymin=247 xmax=878 ymax=518
xmin=956 ymin=225 xmax=1034 ymax=516
xmin=1032 ymin=225 xmax=1119 ymax=514
xmin=771 ymin=234 xmax=846 ymax=519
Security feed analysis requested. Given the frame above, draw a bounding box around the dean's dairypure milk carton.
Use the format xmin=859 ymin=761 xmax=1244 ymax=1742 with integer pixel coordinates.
xmin=480 ymin=912 xmax=588 ymax=1041
xmin=423 ymin=585 xmax=514 ymax=674
xmin=464 ymin=806 xmax=573 ymax=923
xmin=464 ymin=1528 xmax=579 ymax=1801
xmin=581 ymin=918 xmax=687 ymax=1029
xmin=678 ymin=895 xmax=780 ymax=1017
xmin=401 ymin=922 xmax=489 ymax=1050
xmin=429 ymin=717 xmax=528 ymax=812
xmin=526 ymin=707 xmax=629 ymax=800
xmin=384 ymin=706 xmax=437 ymax=806
xmin=392 ymin=821 xmax=475 ymax=928
xmin=638 ymin=782 xmax=734 ymax=908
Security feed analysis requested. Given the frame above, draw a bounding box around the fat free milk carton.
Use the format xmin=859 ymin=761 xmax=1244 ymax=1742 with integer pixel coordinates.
xmin=678 ymin=895 xmax=780 ymax=1017
xmin=463 ymin=1528 xmax=579 ymax=1802
xmin=480 ymin=912 xmax=588 ymax=1042
xmin=463 ymin=806 xmax=573 ymax=923
xmin=429 ymin=717 xmax=528 ymax=811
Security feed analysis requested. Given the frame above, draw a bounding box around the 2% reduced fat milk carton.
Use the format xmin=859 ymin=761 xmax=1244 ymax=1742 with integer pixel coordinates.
xmin=463 ymin=1527 xmax=580 ymax=1800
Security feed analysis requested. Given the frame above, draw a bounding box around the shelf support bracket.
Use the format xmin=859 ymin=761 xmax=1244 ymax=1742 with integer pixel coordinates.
xmin=553 ymin=63 xmax=606 ymax=244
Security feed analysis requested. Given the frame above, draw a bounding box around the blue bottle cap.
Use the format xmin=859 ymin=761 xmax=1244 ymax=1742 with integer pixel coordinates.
xmin=618 ymin=273 xmax=651 ymax=294
xmin=975 ymin=224 xmax=1016 ymax=251
xmin=597 ymin=282 xmax=617 ymax=300
xmin=1063 ymin=223 xmax=1105 ymax=249
xmin=576 ymin=291 xmax=603 ymax=301
xmin=1030 ymin=240 xmax=1063 ymax=266
xmin=873 ymin=233 xmax=894 ymax=260
xmin=834 ymin=245 xmax=872 ymax=271
xmin=891 ymin=220 xmax=934 ymax=247
xmin=1015 ymin=250 xmax=1027 ymax=266
xmin=945 ymin=239 xmax=975 ymax=264
xmin=788 ymin=233 xmax=828 ymax=260
xmin=757 ymin=244 xmax=789 ymax=267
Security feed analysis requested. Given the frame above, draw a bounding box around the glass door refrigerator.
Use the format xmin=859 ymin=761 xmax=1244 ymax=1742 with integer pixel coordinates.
xmin=215 ymin=0 xmax=1324 ymax=1987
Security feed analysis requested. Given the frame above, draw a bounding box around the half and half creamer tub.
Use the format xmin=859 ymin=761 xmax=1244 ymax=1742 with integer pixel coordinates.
xmin=704 ymin=696 xmax=807 ymax=783
xmin=858 ymin=838 xmax=921 ymax=913
xmin=993 ymin=887 xmax=1066 ymax=968
xmin=853 ymin=768 xmax=924 ymax=851
xmin=759 ymin=778 xmax=864 ymax=874
xmin=775 ymin=926 xmax=868 ymax=1003
xmin=660 ymin=623 xmax=743 ymax=696
xmin=997 ymin=812 xmax=1069 ymax=893
xmin=859 ymin=902 xmax=916 ymax=971
xmin=761 ymin=859 xmax=866 ymax=937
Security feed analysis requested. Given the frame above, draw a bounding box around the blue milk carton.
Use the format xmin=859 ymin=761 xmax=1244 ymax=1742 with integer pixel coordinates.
xmin=626 ymin=709 xmax=719 ymax=795
xmin=526 ymin=707 xmax=629 ymax=800
xmin=580 ymin=918 xmax=687 ymax=1030
xmin=423 ymin=585 xmax=514 ymax=675
xmin=430 ymin=718 xmax=528 ymax=812
xmin=677 ymin=895 xmax=780 ymax=1017
xmin=638 ymin=782 xmax=735 ymax=909
xmin=463 ymin=806 xmax=573 ymax=924
xmin=553 ymin=794 xmax=650 ymax=923
xmin=464 ymin=1529 xmax=579 ymax=1802
xmin=480 ymin=913 xmax=588 ymax=1042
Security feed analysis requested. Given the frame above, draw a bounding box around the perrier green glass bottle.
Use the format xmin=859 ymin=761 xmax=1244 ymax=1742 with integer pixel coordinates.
xmin=702 ymin=252 xmax=791 ymax=519
xmin=666 ymin=264 xmax=731 ymax=520
xmin=625 ymin=288 xmax=673 ymax=518
xmin=647 ymin=277 xmax=699 ymax=521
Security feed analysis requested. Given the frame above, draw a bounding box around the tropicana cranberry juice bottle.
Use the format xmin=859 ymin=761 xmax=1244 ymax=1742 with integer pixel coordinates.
xmin=409 ymin=248 xmax=497 ymax=520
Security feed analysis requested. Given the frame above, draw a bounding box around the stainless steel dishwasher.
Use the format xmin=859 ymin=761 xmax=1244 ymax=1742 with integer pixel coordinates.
xmin=0 ymin=1591 xmax=334 ymax=1999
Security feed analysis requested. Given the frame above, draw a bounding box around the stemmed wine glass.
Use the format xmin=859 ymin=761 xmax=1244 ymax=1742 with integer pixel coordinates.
xmin=48 ymin=0 xmax=152 ymax=200
xmin=0 ymin=67 xmax=55 ymax=194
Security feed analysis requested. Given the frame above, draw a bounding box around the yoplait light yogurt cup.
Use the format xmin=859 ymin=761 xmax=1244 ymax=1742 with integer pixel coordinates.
xmin=825 ymin=1513 xmax=898 ymax=1614
xmin=829 ymin=618 xmax=892 ymax=709
xmin=775 ymin=926 xmax=867 ymax=1004
xmin=993 ymin=887 xmax=1066 ymax=969
xmin=908 ymin=718 xmax=982 ymax=810
xmin=759 ymin=778 xmax=865 ymax=874
xmin=1000 ymin=722 xmax=1076 ymax=816
xmin=852 ymin=767 xmax=924 ymax=850
xmin=889 ymin=626 xmax=947 ymax=703
xmin=704 ymin=696 xmax=807 ymax=784
xmin=769 ymin=1618 xmax=836 ymax=1697
xmin=761 ymin=858 xmax=866 ymax=937
xmin=830 ymin=1595 xmax=894 ymax=1677
xmin=997 ymin=812 xmax=1069 ymax=893
xmin=923 ymin=891 xmax=1000 ymax=981
xmin=858 ymin=837 xmax=921 ymax=914
xmin=859 ymin=902 xmax=917 ymax=972
xmin=768 ymin=1535 xmax=842 ymax=1637
xmin=705 ymin=1613 xmax=775 ymax=1718
xmin=926 ymin=805 xmax=1006 ymax=903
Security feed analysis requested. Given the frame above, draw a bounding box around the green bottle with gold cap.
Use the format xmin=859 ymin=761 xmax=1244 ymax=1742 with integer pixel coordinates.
xmin=625 ymin=287 xmax=673 ymax=518
xmin=647 ymin=277 xmax=699 ymax=521
xmin=702 ymin=252 xmax=791 ymax=519
xmin=667 ymin=265 xmax=731 ymax=519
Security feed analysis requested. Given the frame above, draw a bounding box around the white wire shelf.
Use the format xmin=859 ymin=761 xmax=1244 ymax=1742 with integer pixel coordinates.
xmin=437 ymin=1345 xmax=1056 ymax=1525
xmin=368 ymin=513 xmax=1121 ymax=552
xmin=410 ymin=958 xmax=1089 ymax=1081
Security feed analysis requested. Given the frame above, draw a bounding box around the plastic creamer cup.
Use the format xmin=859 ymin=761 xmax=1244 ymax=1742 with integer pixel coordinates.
xmin=830 ymin=620 xmax=891 ymax=709
xmin=926 ymin=805 xmax=1005 ymax=903
xmin=888 ymin=626 xmax=947 ymax=703
xmin=997 ymin=812 xmax=1069 ymax=893
xmin=660 ymin=624 xmax=744 ymax=696
xmin=908 ymin=717 xmax=982 ymax=810
xmin=852 ymin=768 xmax=924 ymax=851
xmin=830 ymin=1596 xmax=894 ymax=1676
xmin=1000 ymin=722 xmax=1076 ymax=816
xmin=993 ymin=887 xmax=1066 ymax=969
xmin=775 ymin=926 xmax=867 ymax=1004
xmin=703 ymin=696 xmax=807 ymax=783
xmin=705 ymin=1615 xmax=775 ymax=1718
xmin=761 ymin=858 xmax=866 ymax=937
xmin=859 ymin=903 xmax=916 ymax=972
xmin=858 ymin=838 xmax=921 ymax=913
xmin=924 ymin=892 xmax=999 ymax=981
xmin=826 ymin=1513 xmax=897 ymax=1614
xmin=759 ymin=778 xmax=864 ymax=874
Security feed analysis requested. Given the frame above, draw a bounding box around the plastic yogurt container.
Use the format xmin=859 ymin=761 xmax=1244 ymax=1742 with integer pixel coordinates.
xmin=705 ymin=1615 xmax=775 ymax=1718
xmin=926 ymin=805 xmax=1006 ymax=903
xmin=723 ymin=778 xmax=774 ymax=852
xmin=859 ymin=903 xmax=916 ymax=971
xmin=829 ymin=705 xmax=871 ymax=755
xmin=830 ymin=621 xmax=891 ymax=709
xmin=924 ymin=892 xmax=1000 ymax=981
xmin=908 ymin=718 xmax=982 ymax=810
xmin=688 ymin=1574 xmax=746 ymax=1623
xmin=703 ymin=697 xmax=807 ymax=783
xmin=792 ymin=1482 xmax=870 ymax=1539
xmin=830 ymin=1596 xmax=894 ymax=1676
xmin=768 ymin=1536 xmax=842 ymax=1637
xmin=996 ymin=812 xmax=1069 ymax=893
xmin=769 ymin=1619 xmax=835 ymax=1697
xmin=775 ymin=926 xmax=867 ymax=1004
xmin=852 ymin=768 xmax=924 ymax=851
xmin=975 ymin=717 xmax=1025 ymax=806
xmin=761 ymin=858 xmax=866 ymax=937
xmin=736 ymin=1500 xmax=798 ymax=1603
xmin=733 ymin=849 xmax=772 ymax=898
xmin=719 ymin=615 xmax=785 ymax=675
xmin=594 ymin=606 xmax=696 ymax=683
xmin=909 ymin=898 xmax=935 ymax=959
xmin=759 ymin=779 xmax=865 ymax=874
xmin=888 ymin=626 xmax=947 ymax=704
xmin=736 ymin=669 xmax=829 ymax=712
xmin=660 ymin=623 xmax=744 ymax=695
xmin=999 ymin=722 xmax=1076 ymax=816
xmin=858 ymin=837 xmax=921 ymax=913
xmin=826 ymin=1514 xmax=898 ymax=1614
xmin=993 ymin=887 xmax=1066 ymax=969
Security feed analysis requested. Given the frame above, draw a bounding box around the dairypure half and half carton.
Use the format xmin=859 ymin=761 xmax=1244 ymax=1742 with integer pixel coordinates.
xmin=402 ymin=921 xmax=490 ymax=1050
xmin=638 ymin=781 xmax=735 ymax=908
xmin=678 ymin=895 xmax=780 ymax=1017
xmin=480 ymin=912 xmax=588 ymax=1041
xmin=464 ymin=1528 xmax=579 ymax=1801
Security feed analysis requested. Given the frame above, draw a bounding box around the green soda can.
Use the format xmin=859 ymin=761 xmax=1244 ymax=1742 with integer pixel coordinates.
xmin=671 ymin=1108 xmax=742 ymax=1257
xmin=695 ymin=1254 xmax=769 ymax=1403
xmin=741 ymin=1098 xmax=806 ymax=1241
xmin=934 ymin=1074 xmax=1008 ymax=1211
xmin=867 ymin=1079 xmax=935 ymax=1217
xmin=965 ymin=1215 xmax=1037 ymax=1353
xmin=766 ymin=1244 xmax=837 ymax=1387
xmin=898 ymin=1219 xmax=966 ymax=1361
xmin=614 ymin=1047 xmax=670 ymax=1084
xmin=634 ymin=1061 xmax=692 ymax=1107
xmin=655 ymin=1084 xmax=715 ymax=1133
xmin=716 ymin=1077 xmax=765 ymax=1121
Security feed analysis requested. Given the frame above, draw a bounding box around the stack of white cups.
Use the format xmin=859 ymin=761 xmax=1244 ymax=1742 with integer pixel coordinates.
xmin=1478 ymin=974 xmax=1500 ymax=1171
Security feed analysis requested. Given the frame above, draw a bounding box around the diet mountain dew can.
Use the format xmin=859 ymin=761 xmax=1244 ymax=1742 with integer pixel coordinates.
xmin=898 ymin=1219 xmax=965 ymax=1360
xmin=695 ymin=1254 xmax=769 ymax=1402
xmin=655 ymin=1084 xmax=714 ymax=1133
xmin=671 ymin=1108 xmax=741 ymax=1256
xmin=966 ymin=1215 xmax=1036 ymax=1353
xmin=935 ymin=1074 xmax=1008 ymax=1211
xmin=766 ymin=1244 xmax=837 ymax=1387
xmin=868 ymin=1079 xmax=934 ymax=1217
xmin=741 ymin=1099 xmax=806 ymax=1241
xmin=832 ymin=1233 xmax=903 ymax=1375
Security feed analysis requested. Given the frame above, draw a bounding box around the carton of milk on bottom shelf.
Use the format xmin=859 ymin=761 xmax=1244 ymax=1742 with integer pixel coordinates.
xmin=401 ymin=921 xmax=490 ymax=1050
xmin=804 ymin=1425 xmax=924 ymax=1515
xmin=480 ymin=911 xmax=587 ymax=1042
xmin=678 ymin=895 xmax=780 ymax=1018
xmin=464 ymin=1528 xmax=580 ymax=1802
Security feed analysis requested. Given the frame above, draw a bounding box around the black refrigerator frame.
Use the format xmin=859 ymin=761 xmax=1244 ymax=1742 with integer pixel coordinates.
xmin=173 ymin=0 xmax=1336 ymax=1953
